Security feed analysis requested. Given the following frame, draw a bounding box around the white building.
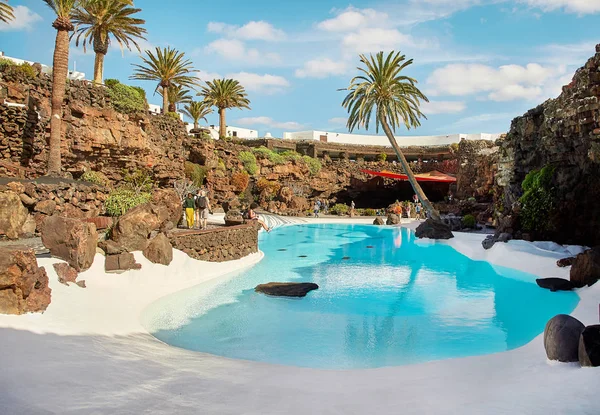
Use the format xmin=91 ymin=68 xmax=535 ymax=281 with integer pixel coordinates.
xmin=185 ymin=124 xmax=259 ymax=139
xmin=147 ymin=103 xmax=184 ymax=120
xmin=0 ymin=51 xmax=86 ymax=81
xmin=282 ymin=130 xmax=502 ymax=147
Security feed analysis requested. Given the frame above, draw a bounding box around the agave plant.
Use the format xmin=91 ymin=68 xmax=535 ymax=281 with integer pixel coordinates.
xmin=341 ymin=51 xmax=441 ymax=221
xmin=182 ymin=101 xmax=213 ymax=130
xmin=71 ymin=0 xmax=146 ymax=84
xmin=130 ymin=46 xmax=198 ymax=114
xmin=0 ymin=0 xmax=14 ymax=23
xmin=199 ymin=78 xmax=250 ymax=139
xmin=158 ymin=84 xmax=193 ymax=112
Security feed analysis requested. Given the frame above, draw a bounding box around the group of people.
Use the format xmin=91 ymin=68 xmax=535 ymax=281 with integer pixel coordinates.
xmin=313 ymin=199 xmax=330 ymax=217
xmin=183 ymin=189 xmax=212 ymax=230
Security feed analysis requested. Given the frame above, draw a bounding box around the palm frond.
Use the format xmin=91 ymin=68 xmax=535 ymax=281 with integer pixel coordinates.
xmin=198 ymin=78 xmax=251 ymax=111
xmin=130 ymin=46 xmax=199 ymax=93
xmin=0 ymin=0 xmax=14 ymax=24
xmin=182 ymin=100 xmax=213 ymax=124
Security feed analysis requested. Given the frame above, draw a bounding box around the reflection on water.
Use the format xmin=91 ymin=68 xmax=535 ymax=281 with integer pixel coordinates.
xmin=143 ymin=224 xmax=579 ymax=369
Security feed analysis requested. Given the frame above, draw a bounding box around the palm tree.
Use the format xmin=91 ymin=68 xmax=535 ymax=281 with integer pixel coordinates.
xmin=71 ymin=0 xmax=146 ymax=85
xmin=130 ymin=46 xmax=198 ymax=114
xmin=158 ymin=84 xmax=193 ymax=112
xmin=199 ymin=78 xmax=250 ymax=139
xmin=182 ymin=101 xmax=212 ymax=130
xmin=0 ymin=0 xmax=14 ymax=23
xmin=342 ymin=51 xmax=441 ymax=221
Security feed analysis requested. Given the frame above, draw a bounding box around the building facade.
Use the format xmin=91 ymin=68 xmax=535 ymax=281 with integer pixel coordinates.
xmin=186 ymin=124 xmax=259 ymax=139
xmin=0 ymin=51 xmax=86 ymax=81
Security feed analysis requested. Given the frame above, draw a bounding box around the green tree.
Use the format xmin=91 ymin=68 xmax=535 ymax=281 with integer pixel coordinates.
xmin=158 ymin=84 xmax=193 ymax=112
xmin=130 ymin=46 xmax=198 ymax=114
xmin=182 ymin=100 xmax=212 ymax=130
xmin=71 ymin=0 xmax=146 ymax=85
xmin=0 ymin=0 xmax=14 ymax=23
xmin=341 ymin=51 xmax=441 ymax=222
xmin=199 ymin=78 xmax=250 ymax=139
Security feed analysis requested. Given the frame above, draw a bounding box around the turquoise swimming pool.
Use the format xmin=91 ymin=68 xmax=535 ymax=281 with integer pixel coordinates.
xmin=142 ymin=224 xmax=579 ymax=369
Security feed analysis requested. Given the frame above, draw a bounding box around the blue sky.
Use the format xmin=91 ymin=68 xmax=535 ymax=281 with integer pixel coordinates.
xmin=1 ymin=0 xmax=599 ymax=138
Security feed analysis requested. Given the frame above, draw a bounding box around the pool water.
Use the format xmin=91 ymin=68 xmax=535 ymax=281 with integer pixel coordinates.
xmin=142 ymin=224 xmax=579 ymax=369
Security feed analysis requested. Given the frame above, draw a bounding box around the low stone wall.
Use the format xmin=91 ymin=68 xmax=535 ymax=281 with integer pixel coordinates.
xmin=168 ymin=224 xmax=259 ymax=262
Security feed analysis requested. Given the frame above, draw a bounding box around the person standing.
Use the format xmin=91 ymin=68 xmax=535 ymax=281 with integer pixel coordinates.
xmin=183 ymin=193 xmax=196 ymax=229
xmin=314 ymin=201 xmax=320 ymax=218
xmin=195 ymin=190 xmax=211 ymax=230
xmin=413 ymin=194 xmax=419 ymax=205
xmin=350 ymin=200 xmax=356 ymax=217
xmin=324 ymin=200 xmax=329 ymax=214
xmin=415 ymin=202 xmax=423 ymax=220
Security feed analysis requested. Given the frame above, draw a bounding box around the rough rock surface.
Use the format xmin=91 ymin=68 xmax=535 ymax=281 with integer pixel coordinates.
xmin=544 ymin=314 xmax=585 ymax=362
xmin=53 ymin=263 xmax=78 ymax=285
xmin=105 ymin=252 xmax=141 ymax=272
xmin=578 ymin=325 xmax=600 ymax=367
xmin=255 ymin=282 xmax=319 ymax=297
xmin=142 ymin=233 xmax=173 ymax=265
xmin=536 ymin=278 xmax=575 ymax=292
xmin=0 ymin=247 xmax=51 ymax=314
xmin=386 ymin=214 xmax=400 ymax=225
xmin=557 ymin=257 xmax=575 ymax=267
xmin=373 ymin=217 xmax=385 ymax=225
xmin=98 ymin=240 xmax=125 ymax=255
xmin=415 ymin=219 xmax=454 ymax=240
xmin=570 ymin=246 xmax=600 ymax=287
xmin=482 ymin=235 xmax=496 ymax=250
xmin=40 ymin=216 xmax=98 ymax=271
xmin=0 ymin=191 xmax=28 ymax=239
xmin=224 ymin=210 xmax=244 ymax=226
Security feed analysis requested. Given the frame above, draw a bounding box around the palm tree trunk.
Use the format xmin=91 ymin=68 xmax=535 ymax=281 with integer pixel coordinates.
xmin=162 ymin=86 xmax=169 ymax=114
xmin=93 ymin=52 xmax=105 ymax=85
xmin=47 ymin=28 xmax=70 ymax=176
xmin=380 ymin=117 xmax=441 ymax=221
xmin=193 ymin=120 xmax=199 ymax=130
xmin=218 ymin=108 xmax=226 ymax=138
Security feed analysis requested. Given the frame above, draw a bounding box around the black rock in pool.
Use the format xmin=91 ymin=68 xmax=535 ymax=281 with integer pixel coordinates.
xmin=255 ymin=282 xmax=319 ymax=297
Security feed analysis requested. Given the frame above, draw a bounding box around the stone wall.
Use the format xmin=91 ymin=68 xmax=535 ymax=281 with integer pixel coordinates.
xmin=455 ymin=139 xmax=499 ymax=201
xmin=494 ymin=44 xmax=600 ymax=245
xmin=168 ymin=224 xmax=259 ymax=262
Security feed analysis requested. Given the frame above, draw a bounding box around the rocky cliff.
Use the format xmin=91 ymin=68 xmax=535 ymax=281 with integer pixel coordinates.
xmin=495 ymin=44 xmax=600 ymax=245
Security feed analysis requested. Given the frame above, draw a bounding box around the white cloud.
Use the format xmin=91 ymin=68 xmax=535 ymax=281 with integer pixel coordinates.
xmin=342 ymin=28 xmax=419 ymax=54
xmin=540 ymin=41 xmax=598 ymax=65
xmin=196 ymin=70 xmax=222 ymax=83
xmin=444 ymin=112 xmax=516 ymax=130
xmin=205 ymin=38 xmax=281 ymax=65
xmin=0 ymin=6 xmax=42 ymax=32
xmin=295 ymin=58 xmax=347 ymax=78
xmin=421 ymin=101 xmax=467 ymax=114
xmin=317 ymin=7 xmax=389 ymax=32
xmin=518 ymin=0 xmax=600 ymax=14
xmin=226 ymin=72 xmax=290 ymax=94
xmin=426 ymin=63 xmax=566 ymax=101
xmin=207 ymin=20 xmax=285 ymax=41
xmin=328 ymin=117 xmax=348 ymax=125
xmin=235 ymin=116 xmax=305 ymax=130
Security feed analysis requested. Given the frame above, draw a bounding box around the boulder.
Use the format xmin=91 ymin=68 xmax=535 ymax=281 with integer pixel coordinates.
xmin=0 ymin=247 xmax=51 ymax=315
xmin=224 ymin=210 xmax=244 ymax=226
xmin=111 ymin=204 xmax=171 ymax=252
xmin=557 ymin=257 xmax=575 ymax=267
xmin=53 ymin=263 xmax=78 ymax=285
xmin=386 ymin=214 xmax=400 ymax=225
xmin=482 ymin=235 xmax=496 ymax=250
xmin=544 ymin=314 xmax=585 ymax=362
xmin=142 ymin=233 xmax=173 ymax=265
xmin=497 ymin=232 xmax=512 ymax=243
xmin=0 ymin=191 xmax=29 ymax=240
xmin=536 ymin=278 xmax=575 ymax=292
xmin=570 ymin=246 xmax=600 ymax=288
xmin=105 ymin=252 xmax=141 ymax=272
xmin=442 ymin=215 xmax=463 ymax=231
xmin=151 ymin=189 xmax=181 ymax=228
xmin=579 ymin=325 xmax=600 ymax=367
xmin=98 ymin=240 xmax=125 ymax=255
xmin=415 ymin=219 xmax=454 ymax=240
xmin=255 ymin=282 xmax=319 ymax=297
xmin=34 ymin=200 xmax=57 ymax=215
xmin=222 ymin=198 xmax=241 ymax=214
xmin=373 ymin=217 xmax=385 ymax=226
xmin=83 ymin=216 xmax=114 ymax=230
xmin=40 ymin=216 xmax=98 ymax=272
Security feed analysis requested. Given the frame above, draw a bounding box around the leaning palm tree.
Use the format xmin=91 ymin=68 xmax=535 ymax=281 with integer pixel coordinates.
xmin=71 ymin=0 xmax=146 ymax=85
xmin=130 ymin=46 xmax=198 ymax=114
xmin=199 ymin=78 xmax=250 ymax=139
xmin=0 ymin=0 xmax=14 ymax=23
xmin=342 ymin=51 xmax=441 ymax=221
xmin=182 ymin=101 xmax=212 ymax=130
xmin=157 ymin=84 xmax=193 ymax=112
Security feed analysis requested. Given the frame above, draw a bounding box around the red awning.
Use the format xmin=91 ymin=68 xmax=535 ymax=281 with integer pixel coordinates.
xmin=361 ymin=169 xmax=457 ymax=183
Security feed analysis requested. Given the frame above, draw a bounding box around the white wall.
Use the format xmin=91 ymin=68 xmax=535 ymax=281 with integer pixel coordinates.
xmin=185 ymin=124 xmax=259 ymax=139
xmin=283 ymin=130 xmax=502 ymax=147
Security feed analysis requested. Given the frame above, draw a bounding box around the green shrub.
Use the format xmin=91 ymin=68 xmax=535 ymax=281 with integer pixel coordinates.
xmin=519 ymin=165 xmax=556 ymax=233
xmin=166 ymin=111 xmax=181 ymax=120
xmin=462 ymin=214 xmax=476 ymax=228
xmin=364 ymin=208 xmax=377 ymax=216
xmin=281 ymin=150 xmax=302 ymax=162
xmin=377 ymin=153 xmax=387 ymax=162
xmin=123 ymin=168 xmax=154 ymax=193
xmin=356 ymin=208 xmax=365 ymax=216
xmin=0 ymin=58 xmax=16 ymax=70
xmin=184 ymin=162 xmax=207 ymax=187
xmin=104 ymin=188 xmax=151 ymax=217
xmin=80 ymin=170 xmax=109 ymax=186
xmin=302 ymin=155 xmax=322 ymax=175
xmin=330 ymin=203 xmax=349 ymax=216
xmin=239 ymin=151 xmax=259 ymax=175
xmin=16 ymin=62 xmax=36 ymax=79
xmin=252 ymin=146 xmax=285 ymax=164
xmin=106 ymin=80 xmax=146 ymax=113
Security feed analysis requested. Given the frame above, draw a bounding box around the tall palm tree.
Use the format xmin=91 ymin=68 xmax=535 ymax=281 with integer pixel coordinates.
xmin=130 ymin=46 xmax=198 ymax=114
xmin=199 ymin=78 xmax=250 ymax=139
xmin=157 ymin=84 xmax=193 ymax=112
xmin=342 ymin=51 xmax=441 ymax=221
xmin=182 ymin=101 xmax=212 ymax=130
xmin=0 ymin=0 xmax=14 ymax=23
xmin=71 ymin=0 xmax=146 ymax=85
